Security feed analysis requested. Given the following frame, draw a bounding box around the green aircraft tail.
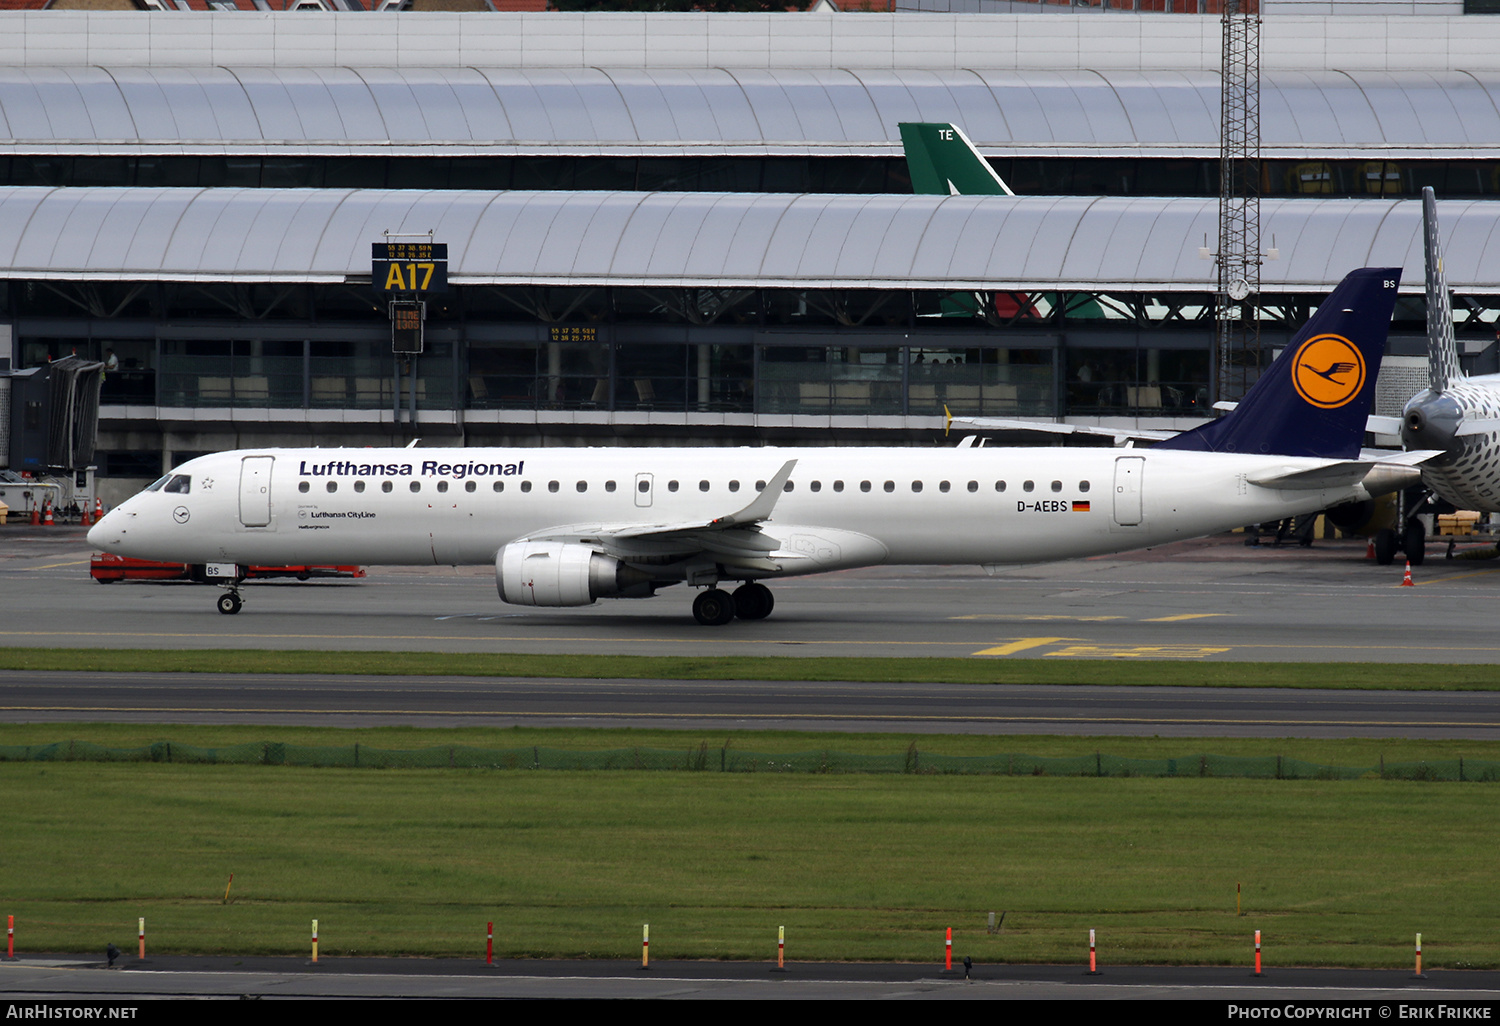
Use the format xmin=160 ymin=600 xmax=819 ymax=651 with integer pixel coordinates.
xmin=898 ymin=122 xmax=1014 ymax=197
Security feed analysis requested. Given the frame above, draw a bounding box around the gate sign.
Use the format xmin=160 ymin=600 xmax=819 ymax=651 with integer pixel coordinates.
xmin=372 ymin=242 xmax=448 ymax=294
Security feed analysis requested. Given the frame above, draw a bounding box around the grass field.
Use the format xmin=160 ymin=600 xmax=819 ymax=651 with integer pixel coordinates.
xmin=4 ymin=647 xmax=1500 ymax=690
xmin=3 ymin=726 xmax=1498 ymax=967
xmin=4 ymin=648 xmax=1497 ymax=967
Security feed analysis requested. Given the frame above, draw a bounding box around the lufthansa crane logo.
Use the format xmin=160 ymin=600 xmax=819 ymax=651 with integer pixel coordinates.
xmin=1292 ymin=333 xmax=1366 ymax=409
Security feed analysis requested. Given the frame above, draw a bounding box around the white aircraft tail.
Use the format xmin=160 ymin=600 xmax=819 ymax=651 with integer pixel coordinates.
xmin=1422 ymin=186 xmax=1463 ymax=393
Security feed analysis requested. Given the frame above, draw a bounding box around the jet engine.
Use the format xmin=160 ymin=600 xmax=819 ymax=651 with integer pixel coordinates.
xmin=496 ymin=541 xmax=655 ymax=606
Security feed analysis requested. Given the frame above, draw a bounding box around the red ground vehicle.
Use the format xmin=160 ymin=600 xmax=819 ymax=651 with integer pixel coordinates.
xmin=91 ymin=552 xmax=365 ymax=583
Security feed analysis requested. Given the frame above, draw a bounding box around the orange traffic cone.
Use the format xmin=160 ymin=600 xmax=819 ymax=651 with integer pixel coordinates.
xmin=94 ymin=497 xmax=104 ymax=521
xmin=42 ymin=501 xmax=54 ymax=527
xmin=1401 ymin=561 xmax=1415 ymax=587
xmin=29 ymin=504 xmax=39 ymax=526
xmin=81 ymin=504 xmax=92 ymax=527
xmin=1366 ymin=539 xmax=1375 ymax=560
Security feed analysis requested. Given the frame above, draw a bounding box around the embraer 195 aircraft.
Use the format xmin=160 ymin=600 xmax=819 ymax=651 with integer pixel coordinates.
xmin=90 ymin=268 xmax=1423 ymax=625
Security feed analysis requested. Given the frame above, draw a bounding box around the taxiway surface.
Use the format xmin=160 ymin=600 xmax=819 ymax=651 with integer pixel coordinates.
xmin=4 ymin=528 xmax=1499 ymax=663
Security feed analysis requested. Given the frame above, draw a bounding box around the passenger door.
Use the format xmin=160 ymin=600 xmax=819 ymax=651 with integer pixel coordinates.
xmin=1112 ymin=456 xmax=1143 ymax=527
xmin=238 ymin=455 xmax=274 ymax=528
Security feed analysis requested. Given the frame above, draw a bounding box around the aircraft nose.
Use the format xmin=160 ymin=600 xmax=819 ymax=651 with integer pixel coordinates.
xmin=87 ymin=507 xmax=125 ymax=550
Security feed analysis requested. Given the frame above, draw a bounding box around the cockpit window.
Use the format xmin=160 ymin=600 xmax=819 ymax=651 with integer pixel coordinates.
xmin=162 ymin=475 xmax=191 ymax=494
xmin=145 ymin=475 xmax=170 ymax=492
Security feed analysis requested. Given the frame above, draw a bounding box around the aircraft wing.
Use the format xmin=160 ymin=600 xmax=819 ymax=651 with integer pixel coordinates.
xmin=947 ymin=414 xmax=1176 ymax=444
xmin=510 ymin=459 xmax=798 ymax=572
xmin=1192 ymin=403 xmax=1406 ymax=441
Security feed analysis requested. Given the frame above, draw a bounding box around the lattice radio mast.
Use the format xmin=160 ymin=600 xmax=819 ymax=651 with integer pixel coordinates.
xmin=1215 ymin=0 xmax=1262 ymax=404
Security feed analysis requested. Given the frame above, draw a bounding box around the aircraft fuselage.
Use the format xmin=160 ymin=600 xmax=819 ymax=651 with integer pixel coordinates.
xmin=92 ymin=445 xmax=1372 ymax=572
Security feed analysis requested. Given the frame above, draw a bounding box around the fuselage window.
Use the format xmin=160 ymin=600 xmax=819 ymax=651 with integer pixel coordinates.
xmin=996 ymin=481 xmax=1007 ymax=492
xmin=729 ymin=480 xmax=740 ymax=492
xmin=911 ymin=481 xmax=922 ymax=493
xmin=883 ymin=481 xmax=895 ymax=493
xmin=605 ymin=481 xmax=616 ymax=493
xmin=576 ymin=481 xmax=587 ymax=493
xmin=699 ymin=480 xmax=710 ymax=492
xmin=1080 ymin=481 xmax=1091 ymax=492
xmin=548 ymin=481 xmax=559 ymax=493
xmin=637 ymin=480 xmax=649 ymax=493
xmin=784 ymin=481 xmax=794 ymax=492
xmin=436 ymin=481 xmax=448 ymax=493
xmin=833 ymin=481 xmax=844 ymax=492
xmin=1051 ymin=481 xmax=1062 ymax=493
xmin=355 ymin=481 xmax=367 ymax=493
xmin=164 ymin=475 xmax=191 ymax=494
xmin=409 ymin=481 xmax=421 ymax=493
xmin=492 ymin=480 xmax=504 ymax=493
xmin=382 ymin=481 xmax=393 ymax=493
xmin=465 ymin=480 xmax=476 ymax=493
xmin=810 ymin=481 xmax=821 ymax=493
xmin=756 ymin=480 xmax=766 ymax=492
xmin=939 ymin=481 xmax=950 ymax=493
xmin=668 ymin=480 xmax=679 ymax=492
xmin=298 ymin=481 xmax=310 ymax=494
xmin=326 ymin=481 xmax=338 ymax=493
xmin=968 ymin=481 xmax=978 ymax=493
xmin=860 ymin=481 xmax=871 ymax=492
xmin=1023 ymin=481 xmax=1035 ymax=492
xmin=522 ymin=481 xmax=533 ymax=493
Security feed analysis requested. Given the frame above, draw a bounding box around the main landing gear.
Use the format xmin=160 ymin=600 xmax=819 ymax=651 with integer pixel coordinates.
xmin=691 ymin=583 xmax=775 ymax=626
xmin=1372 ymin=487 xmax=1431 ymax=568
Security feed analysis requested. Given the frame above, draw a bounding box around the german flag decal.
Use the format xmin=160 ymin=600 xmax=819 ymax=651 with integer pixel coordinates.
xmin=1072 ymin=501 xmax=1091 ymax=512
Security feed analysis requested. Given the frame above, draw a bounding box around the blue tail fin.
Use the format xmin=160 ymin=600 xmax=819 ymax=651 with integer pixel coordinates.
xmin=1156 ymin=267 xmax=1401 ymax=459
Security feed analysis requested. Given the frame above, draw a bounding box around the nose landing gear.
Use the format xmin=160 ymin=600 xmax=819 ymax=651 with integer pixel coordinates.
xmin=216 ymin=587 xmax=244 ymax=615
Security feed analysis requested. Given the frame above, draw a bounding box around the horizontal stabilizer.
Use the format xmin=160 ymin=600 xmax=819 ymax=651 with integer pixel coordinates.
xmin=1248 ymin=450 xmax=1442 ymax=491
xmin=1456 ymin=418 xmax=1500 ymax=437
xmin=1247 ymin=462 xmax=1376 ymax=491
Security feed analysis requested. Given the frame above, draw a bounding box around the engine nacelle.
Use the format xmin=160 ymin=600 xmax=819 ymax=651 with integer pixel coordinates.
xmin=496 ymin=541 xmax=653 ymax=606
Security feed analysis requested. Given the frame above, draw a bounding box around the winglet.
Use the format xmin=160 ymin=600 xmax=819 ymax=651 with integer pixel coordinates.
xmin=1423 ymin=186 xmax=1463 ymax=393
xmin=1156 ymin=267 xmax=1401 ymax=460
xmin=712 ymin=459 xmax=797 ymax=527
xmin=899 ymin=122 xmax=1014 ymax=197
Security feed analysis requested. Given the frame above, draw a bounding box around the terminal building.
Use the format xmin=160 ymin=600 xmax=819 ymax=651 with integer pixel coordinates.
xmin=3 ymin=10 xmax=1500 ymax=501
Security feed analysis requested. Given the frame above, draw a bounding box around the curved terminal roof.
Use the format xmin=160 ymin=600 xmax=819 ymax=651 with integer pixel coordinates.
xmin=1 ymin=67 xmax=1497 ymax=160
xmin=1 ymin=187 xmax=1495 ymax=294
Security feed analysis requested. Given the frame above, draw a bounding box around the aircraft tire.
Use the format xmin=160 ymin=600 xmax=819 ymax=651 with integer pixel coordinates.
xmin=217 ymin=592 xmax=243 ymax=615
xmin=1373 ymin=528 xmax=1397 ymax=566
xmin=733 ymin=583 xmax=774 ymax=621
xmin=692 ymin=588 xmax=737 ymax=626
xmin=1404 ymin=519 xmax=1427 ymax=566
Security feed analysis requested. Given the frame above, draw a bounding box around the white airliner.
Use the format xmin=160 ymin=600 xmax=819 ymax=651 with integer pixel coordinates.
xmin=90 ymin=268 xmax=1425 ymax=625
xmin=1391 ymin=188 xmax=1500 ymax=533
